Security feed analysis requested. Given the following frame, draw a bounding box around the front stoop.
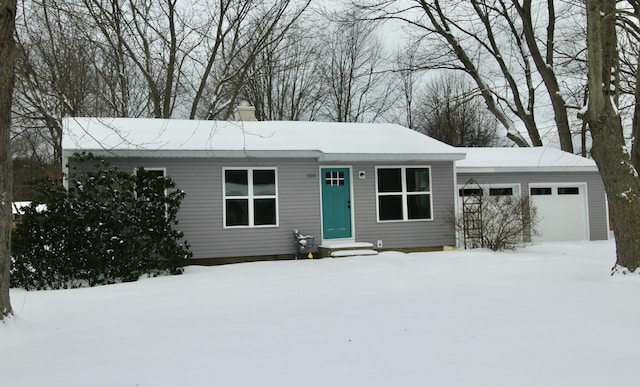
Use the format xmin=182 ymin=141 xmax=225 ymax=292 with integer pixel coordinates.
xmin=319 ymin=241 xmax=379 ymax=258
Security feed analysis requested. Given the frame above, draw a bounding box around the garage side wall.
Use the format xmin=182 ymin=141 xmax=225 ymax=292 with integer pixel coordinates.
xmin=456 ymin=171 xmax=608 ymax=241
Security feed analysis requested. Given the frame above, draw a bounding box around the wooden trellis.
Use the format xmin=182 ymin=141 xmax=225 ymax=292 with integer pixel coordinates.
xmin=460 ymin=179 xmax=483 ymax=249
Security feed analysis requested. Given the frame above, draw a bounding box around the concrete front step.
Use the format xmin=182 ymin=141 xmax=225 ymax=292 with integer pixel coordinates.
xmin=330 ymin=249 xmax=379 ymax=258
xmin=319 ymin=241 xmax=379 ymax=258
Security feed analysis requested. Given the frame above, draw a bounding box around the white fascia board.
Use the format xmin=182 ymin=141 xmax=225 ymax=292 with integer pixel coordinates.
xmin=321 ymin=152 xmax=466 ymax=162
xmin=456 ymin=166 xmax=599 ymax=173
xmin=63 ymin=149 xmax=466 ymax=162
xmin=63 ymin=149 xmax=324 ymax=159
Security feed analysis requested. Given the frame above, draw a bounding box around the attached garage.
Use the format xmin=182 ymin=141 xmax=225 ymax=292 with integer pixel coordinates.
xmin=456 ymin=147 xmax=608 ymax=243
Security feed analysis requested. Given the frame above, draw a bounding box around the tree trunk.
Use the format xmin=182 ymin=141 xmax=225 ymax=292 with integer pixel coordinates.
xmin=585 ymin=0 xmax=640 ymax=273
xmin=418 ymin=1 xmax=532 ymax=147
xmin=590 ymin=114 xmax=640 ymax=273
xmin=516 ymin=0 xmax=574 ymax=153
xmin=631 ymin=50 xmax=640 ymax=171
xmin=0 ymin=0 xmax=17 ymax=320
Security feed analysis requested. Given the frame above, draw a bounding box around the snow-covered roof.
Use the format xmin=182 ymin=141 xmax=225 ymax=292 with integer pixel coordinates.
xmin=456 ymin=146 xmax=598 ymax=173
xmin=62 ymin=117 xmax=464 ymax=162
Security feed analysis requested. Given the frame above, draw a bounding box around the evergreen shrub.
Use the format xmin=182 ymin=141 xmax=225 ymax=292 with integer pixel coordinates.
xmin=11 ymin=153 xmax=191 ymax=290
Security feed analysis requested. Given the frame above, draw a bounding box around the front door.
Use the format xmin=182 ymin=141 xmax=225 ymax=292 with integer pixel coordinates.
xmin=321 ymin=168 xmax=352 ymax=239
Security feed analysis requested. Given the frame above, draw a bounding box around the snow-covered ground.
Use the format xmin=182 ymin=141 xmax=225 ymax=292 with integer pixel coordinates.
xmin=3 ymin=238 xmax=640 ymax=387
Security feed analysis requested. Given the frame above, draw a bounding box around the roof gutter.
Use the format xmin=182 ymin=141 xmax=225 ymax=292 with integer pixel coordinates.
xmin=456 ymin=166 xmax=599 ymax=173
xmin=63 ymin=149 xmax=467 ymax=162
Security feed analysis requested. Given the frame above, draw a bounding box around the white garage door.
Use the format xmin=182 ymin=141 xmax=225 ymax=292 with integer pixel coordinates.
xmin=529 ymin=184 xmax=589 ymax=242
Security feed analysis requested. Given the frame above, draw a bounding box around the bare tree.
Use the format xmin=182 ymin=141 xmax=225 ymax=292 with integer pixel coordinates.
xmin=79 ymin=0 xmax=194 ymax=119
xmin=13 ymin=0 xmax=102 ymax=170
xmin=354 ymin=0 xmax=580 ymax=151
xmin=583 ymin=0 xmax=640 ymax=273
xmin=317 ymin=14 xmax=396 ymax=122
xmin=200 ymin=0 xmax=312 ymax=120
xmin=453 ymin=189 xmax=538 ymax=251
xmin=11 ymin=0 xmax=312 ymax=166
xmin=512 ymin=0 xmax=573 ymax=152
xmin=0 ymin=0 xmax=17 ymax=320
xmin=238 ymin=26 xmax=326 ymax=121
xmin=392 ymin=48 xmax=421 ymax=129
xmin=414 ymin=73 xmax=499 ymax=147
xmin=617 ymin=2 xmax=640 ymax=171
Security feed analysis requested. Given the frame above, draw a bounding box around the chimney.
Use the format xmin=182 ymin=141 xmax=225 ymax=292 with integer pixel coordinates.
xmin=234 ymin=102 xmax=256 ymax=121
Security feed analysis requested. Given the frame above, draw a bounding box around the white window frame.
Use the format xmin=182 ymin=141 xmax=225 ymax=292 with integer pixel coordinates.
xmin=133 ymin=167 xmax=167 ymax=197
xmin=223 ymin=167 xmax=279 ymax=228
xmin=375 ymin=165 xmax=433 ymax=222
xmin=456 ymin=183 xmax=521 ymax=218
xmin=457 ymin=183 xmax=521 ymax=198
xmin=134 ymin=167 xmax=167 ymax=179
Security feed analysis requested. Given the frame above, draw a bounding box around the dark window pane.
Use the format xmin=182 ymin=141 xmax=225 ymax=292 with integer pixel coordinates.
xmin=490 ymin=188 xmax=513 ymax=196
xmin=137 ymin=169 xmax=164 ymax=180
xmin=326 ymin=171 xmax=335 ymax=186
xmin=253 ymin=170 xmax=275 ymax=195
xmin=254 ymin=199 xmax=276 ymax=225
xmin=558 ymin=187 xmax=579 ymax=195
xmin=325 ymin=171 xmax=346 ymax=187
xmin=226 ymin=199 xmax=248 ymax=226
xmin=530 ymin=187 xmax=552 ymax=195
xmin=379 ymin=195 xmax=403 ymax=220
xmin=377 ymin=168 xmax=402 ymax=192
xmin=459 ymin=188 xmax=483 ymax=197
xmin=406 ymin=168 xmax=430 ymax=192
xmin=136 ymin=169 xmax=165 ymax=197
xmin=225 ymin=170 xmax=248 ymax=196
xmin=408 ymin=194 xmax=431 ymax=219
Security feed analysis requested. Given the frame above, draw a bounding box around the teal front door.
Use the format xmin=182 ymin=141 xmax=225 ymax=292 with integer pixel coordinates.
xmin=321 ymin=168 xmax=352 ymax=239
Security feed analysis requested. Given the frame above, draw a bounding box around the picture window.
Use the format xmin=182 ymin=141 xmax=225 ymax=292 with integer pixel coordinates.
xmin=376 ymin=166 xmax=432 ymax=221
xmin=224 ymin=168 xmax=278 ymax=227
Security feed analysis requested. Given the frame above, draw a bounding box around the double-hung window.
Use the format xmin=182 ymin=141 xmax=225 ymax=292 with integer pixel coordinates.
xmin=376 ymin=166 xmax=432 ymax=221
xmin=224 ymin=168 xmax=278 ymax=227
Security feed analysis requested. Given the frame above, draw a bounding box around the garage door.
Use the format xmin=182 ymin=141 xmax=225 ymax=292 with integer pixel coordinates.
xmin=529 ymin=184 xmax=589 ymax=242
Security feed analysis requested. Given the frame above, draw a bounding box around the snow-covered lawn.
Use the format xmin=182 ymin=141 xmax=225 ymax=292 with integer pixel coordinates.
xmin=3 ymin=239 xmax=640 ymax=387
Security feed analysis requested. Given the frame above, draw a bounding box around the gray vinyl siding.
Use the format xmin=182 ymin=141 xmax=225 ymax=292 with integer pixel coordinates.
xmin=348 ymin=161 xmax=456 ymax=249
xmin=99 ymin=157 xmax=457 ymax=260
xmin=103 ymin=157 xmax=322 ymax=260
xmin=456 ymin=171 xmax=608 ymax=241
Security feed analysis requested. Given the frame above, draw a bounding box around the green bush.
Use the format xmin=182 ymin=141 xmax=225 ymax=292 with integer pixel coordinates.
xmin=11 ymin=153 xmax=191 ymax=290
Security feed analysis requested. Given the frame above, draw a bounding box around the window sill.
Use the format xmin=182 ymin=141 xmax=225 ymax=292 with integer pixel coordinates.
xmin=376 ymin=218 xmax=433 ymax=223
xmin=223 ymin=224 xmax=279 ymax=230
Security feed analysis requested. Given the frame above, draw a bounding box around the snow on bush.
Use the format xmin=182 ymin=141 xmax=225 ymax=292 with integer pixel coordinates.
xmin=11 ymin=153 xmax=191 ymax=290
